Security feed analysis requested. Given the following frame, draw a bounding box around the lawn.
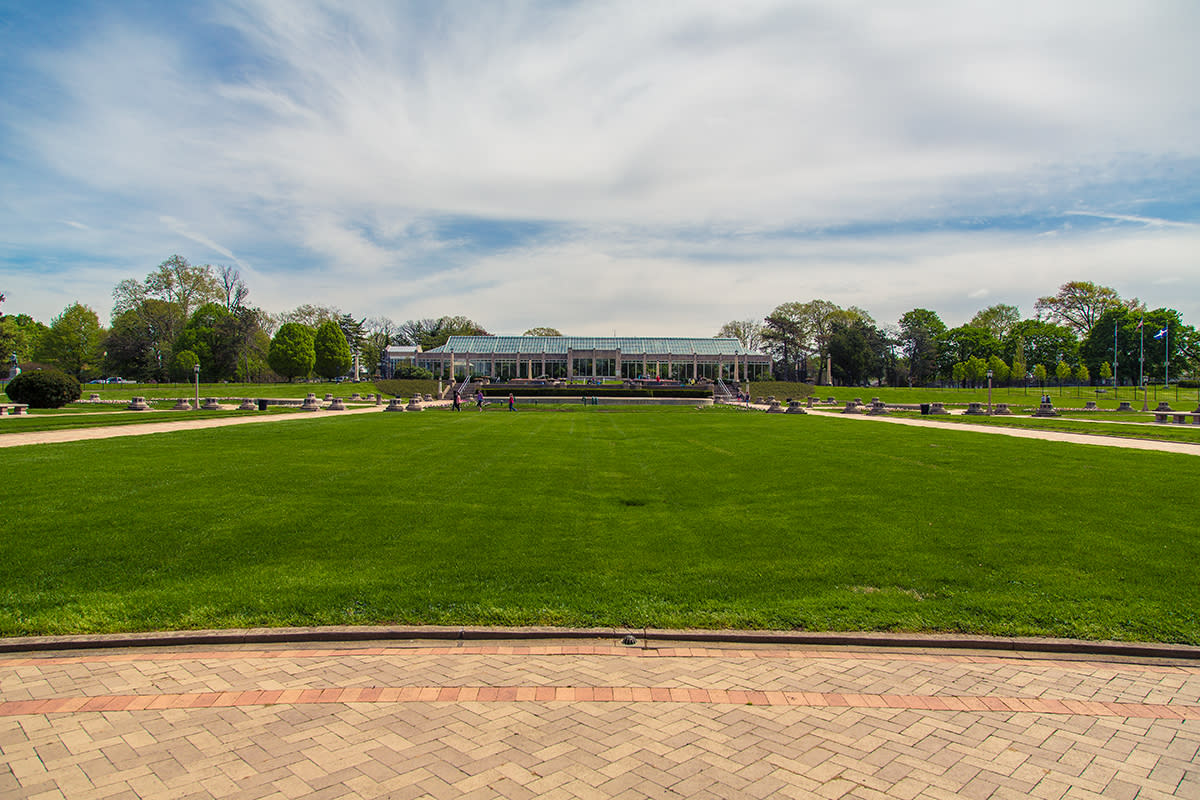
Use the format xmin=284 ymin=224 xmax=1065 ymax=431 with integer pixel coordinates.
xmin=1 ymin=408 xmax=1198 ymax=643
xmin=750 ymin=381 xmax=1199 ymax=411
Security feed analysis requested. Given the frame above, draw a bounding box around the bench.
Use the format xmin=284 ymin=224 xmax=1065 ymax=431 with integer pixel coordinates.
xmin=1153 ymin=411 xmax=1200 ymax=425
xmin=0 ymin=403 xmax=30 ymax=416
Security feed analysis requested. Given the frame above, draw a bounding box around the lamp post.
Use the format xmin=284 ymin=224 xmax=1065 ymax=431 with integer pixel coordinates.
xmin=194 ymin=362 xmax=200 ymax=411
xmin=986 ymin=369 xmax=993 ymax=415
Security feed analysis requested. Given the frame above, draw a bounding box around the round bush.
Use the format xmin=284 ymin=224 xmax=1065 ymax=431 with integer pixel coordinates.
xmin=4 ymin=368 xmax=82 ymax=408
xmin=393 ymin=364 xmax=434 ymax=380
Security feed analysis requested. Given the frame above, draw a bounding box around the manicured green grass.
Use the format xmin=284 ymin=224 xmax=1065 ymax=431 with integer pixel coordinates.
xmin=770 ymin=383 xmax=1196 ymax=411
xmin=0 ymin=405 xmax=306 ymax=434
xmin=2 ymin=409 xmax=1198 ymax=643
xmin=884 ymin=411 xmax=1200 ymax=444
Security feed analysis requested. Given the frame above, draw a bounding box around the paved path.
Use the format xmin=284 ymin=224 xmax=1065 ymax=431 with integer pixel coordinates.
xmin=802 ymin=409 xmax=1200 ymax=456
xmin=0 ymin=405 xmax=392 ymax=449
xmin=2 ymin=638 xmax=1198 ymax=798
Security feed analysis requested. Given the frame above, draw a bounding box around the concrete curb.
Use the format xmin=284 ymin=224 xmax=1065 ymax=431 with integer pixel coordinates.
xmin=2 ymin=626 xmax=1198 ymax=661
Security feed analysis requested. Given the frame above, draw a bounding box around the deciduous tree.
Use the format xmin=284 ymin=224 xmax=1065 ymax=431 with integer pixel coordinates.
xmin=1034 ymin=281 xmax=1140 ymax=338
xmin=968 ymin=304 xmax=1020 ymax=339
xmin=37 ymin=303 xmax=105 ymax=379
xmin=897 ymin=309 xmax=946 ymax=386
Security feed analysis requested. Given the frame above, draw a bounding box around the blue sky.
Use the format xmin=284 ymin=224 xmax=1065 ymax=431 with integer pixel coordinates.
xmin=2 ymin=0 xmax=1198 ymax=335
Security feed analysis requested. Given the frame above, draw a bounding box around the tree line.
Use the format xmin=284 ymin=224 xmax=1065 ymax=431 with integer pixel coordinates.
xmin=0 ymin=256 xmax=489 ymax=383
xmin=719 ymin=281 xmax=1198 ymax=387
xmin=4 ymin=266 xmax=1196 ymax=388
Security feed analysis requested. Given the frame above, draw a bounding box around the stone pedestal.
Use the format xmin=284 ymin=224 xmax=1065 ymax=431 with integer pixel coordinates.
xmin=323 ymin=393 xmax=333 ymax=401
xmin=301 ymin=393 xmax=321 ymax=412
xmin=928 ymin=402 xmax=948 ymax=414
xmin=1083 ymin=401 xmax=1098 ymax=410
xmin=965 ymin=402 xmax=987 ymax=415
xmin=423 ymin=394 xmax=433 ymax=402
xmin=88 ymin=393 xmax=101 ymax=402
xmin=327 ymin=398 xmax=346 ymax=411
xmin=127 ymin=397 xmax=150 ymax=411
xmin=806 ymin=397 xmax=815 ymax=408
xmin=171 ymin=399 xmax=192 ymax=411
xmin=826 ymin=396 xmax=836 ymax=404
xmin=867 ymin=400 xmax=888 ymax=415
xmin=385 ymin=398 xmax=406 ymax=412
xmin=1032 ymin=402 xmax=1059 ymax=417
xmin=201 ymin=398 xmax=221 ymax=410
xmin=375 ymin=394 xmax=383 ymax=405
xmin=237 ymin=399 xmax=256 ymax=410
xmin=405 ymin=397 xmax=423 ymax=411
xmin=853 ymin=397 xmax=864 ymax=405
xmin=1155 ymin=401 xmax=1172 ymax=412
xmin=785 ymin=400 xmax=807 ymax=414
xmin=1117 ymin=401 xmax=1134 ymax=412
xmin=993 ymin=403 xmax=1012 ymax=415
xmin=841 ymin=401 xmax=862 ymax=414
xmin=766 ymin=399 xmax=784 ymax=413
xmin=349 ymin=392 xmax=363 ymax=401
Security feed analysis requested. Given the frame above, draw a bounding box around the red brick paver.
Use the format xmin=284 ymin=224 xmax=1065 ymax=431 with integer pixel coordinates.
xmin=2 ymin=642 xmax=1198 ymax=798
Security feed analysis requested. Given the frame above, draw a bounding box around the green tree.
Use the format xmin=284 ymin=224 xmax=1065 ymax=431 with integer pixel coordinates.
xmin=968 ymin=303 xmax=1020 ymax=339
xmin=964 ymin=356 xmax=988 ymax=387
xmin=523 ymin=327 xmax=564 ymax=337
xmin=1034 ymin=281 xmax=1140 ymax=338
xmin=1099 ymin=361 xmax=1112 ymax=384
xmin=1032 ymin=363 xmax=1047 ymax=388
xmin=173 ymin=303 xmax=237 ymax=382
xmin=951 ymin=361 xmax=966 ymax=386
xmin=1079 ymin=308 xmax=1194 ymax=386
xmin=762 ymin=303 xmax=812 ymax=381
xmin=314 ymin=319 xmax=352 ymax=380
xmin=268 ymin=323 xmax=315 ymax=381
xmin=986 ymin=355 xmax=1010 ymax=384
xmin=1005 ymin=319 xmax=1077 ymax=373
xmin=397 ymin=315 xmax=489 ymax=350
xmin=0 ymin=312 xmax=49 ymax=364
xmin=828 ymin=318 xmax=876 ymax=386
xmin=1055 ymin=360 xmax=1072 ymax=394
xmin=171 ymin=349 xmax=199 ymax=382
xmin=37 ymin=303 xmax=105 ymax=379
xmin=897 ymin=309 xmax=946 ymax=386
xmin=1075 ymin=363 xmax=1090 ymax=385
xmin=936 ymin=326 xmax=1001 ymax=380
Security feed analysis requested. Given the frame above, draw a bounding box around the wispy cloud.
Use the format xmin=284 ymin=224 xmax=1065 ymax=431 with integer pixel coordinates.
xmin=1 ymin=1 xmax=1198 ymax=328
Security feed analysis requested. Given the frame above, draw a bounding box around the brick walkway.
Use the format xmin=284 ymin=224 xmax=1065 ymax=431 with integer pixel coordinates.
xmin=2 ymin=640 xmax=1197 ymax=798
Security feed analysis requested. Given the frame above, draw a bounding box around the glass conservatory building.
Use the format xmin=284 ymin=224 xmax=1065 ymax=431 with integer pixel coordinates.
xmin=384 ymin=336 xmax=771 ymax=382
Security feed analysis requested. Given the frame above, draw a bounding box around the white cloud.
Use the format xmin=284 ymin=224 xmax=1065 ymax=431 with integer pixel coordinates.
xmin=3 ymin=1 xmax=1199 ymax=330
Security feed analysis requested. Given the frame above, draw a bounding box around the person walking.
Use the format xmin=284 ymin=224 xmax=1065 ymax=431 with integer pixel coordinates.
xmin=508 ymin=392 xmax=516 ymax=412
xmin=452 ymin=391 xmax=461 ymax=411
xmin=475 ymin=390 xmax=484 ymax=411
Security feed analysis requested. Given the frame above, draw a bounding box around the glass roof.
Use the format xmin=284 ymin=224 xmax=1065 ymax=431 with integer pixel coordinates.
xmin=426 ymin=336 xmax=759 ymax=356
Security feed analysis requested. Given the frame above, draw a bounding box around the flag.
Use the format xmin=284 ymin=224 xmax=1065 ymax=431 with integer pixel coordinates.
xmin=1136 ymin=318 xmax=1143 ymax=329
xmin=1154 ymin=328 xmax=1167 ymax=339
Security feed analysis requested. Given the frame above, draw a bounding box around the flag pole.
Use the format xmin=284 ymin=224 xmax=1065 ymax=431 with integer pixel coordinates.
xmin=1139 ymin=317 xmax=1147 ymax=411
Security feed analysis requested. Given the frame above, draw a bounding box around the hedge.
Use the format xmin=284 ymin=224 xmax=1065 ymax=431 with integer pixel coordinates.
xmin=481 ymin=387 xmax=712 ymax=398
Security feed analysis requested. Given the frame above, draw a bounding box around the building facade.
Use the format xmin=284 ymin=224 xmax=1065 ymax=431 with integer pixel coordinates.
xmin=381 ymin=336 xmax=771 ymax=382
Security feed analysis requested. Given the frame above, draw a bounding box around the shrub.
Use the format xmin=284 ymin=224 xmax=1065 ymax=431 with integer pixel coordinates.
xmin=392 ymin=364 xmax=434 ymax=380
xmin=4 ymin=368 xmax=82 ymax=408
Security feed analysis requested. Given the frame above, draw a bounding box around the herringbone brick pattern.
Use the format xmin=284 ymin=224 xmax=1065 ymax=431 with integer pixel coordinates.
xmin=1 ymin=643 xmax=1197 ymax=798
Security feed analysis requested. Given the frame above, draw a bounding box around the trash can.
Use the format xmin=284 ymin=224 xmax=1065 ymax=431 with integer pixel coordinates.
xmin=920 ymin=403 xmax=930 ymax=416
xmin=258 ymin=398 xmax=268 ymax=411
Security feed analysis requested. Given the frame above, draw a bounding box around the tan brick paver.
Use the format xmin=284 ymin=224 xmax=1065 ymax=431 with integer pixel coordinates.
xmin=1 ymin=641 xmax=1197 ymax=798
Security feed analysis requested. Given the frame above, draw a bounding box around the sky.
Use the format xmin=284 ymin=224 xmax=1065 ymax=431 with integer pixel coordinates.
xmin=2 ymin=0 xmax=1198 ymax=337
